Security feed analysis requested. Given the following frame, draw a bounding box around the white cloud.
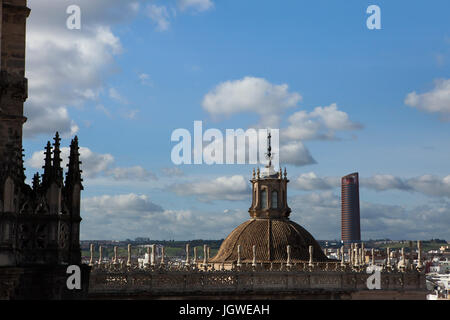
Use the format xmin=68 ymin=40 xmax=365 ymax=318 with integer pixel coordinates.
xmin=26 ymin=145 xmax=157 ymax=181
xmin=202 ymin=77 xmax=362 ymax=167
xmin=83 ymin=194 xmax=164 ymax=216
xmin=108 ymin=166 xmax=158 ymax=181
xmin=161 ymin=167 xmax=184 ymax=177
xmin=146 ymin=4 xmax=171 ymax=31
xmin=109 ymin=88 xmax=129 ymax=105
xmin=283 ymin=103 xmax=362 ymax=141
xmin=80 ymin=193 xmax=248 ymax=240
xmin=170 ymin=175 xmax=250 ymax=202
xmin=24 ymin=0 xmax=133 ymax=137
xmin=138 ymin=73 xmax=152 ymax=86
xmin=27 ymin=146 xmax=114 ymax=178
xmin=291 ymin=172 xmax=450 ymax=199
xmin=360 ymin=175 xmax=410 ymax=191
xmin=289 ymin=191 xmax=450 ymax=240
xmin=202 ymin=76 xmax=302 ymax=128
xmin=294 ymin=172 xmax=339 ymax=190
xmin=279 ymin=141 xmax=316 ymax=167
xmin=405 ymin=78 xmax=450 ymax=116
xmin=95 ymin=104 xmax=112 ymax=118
xmin=178 ymin=0 xmax=214 ymax=12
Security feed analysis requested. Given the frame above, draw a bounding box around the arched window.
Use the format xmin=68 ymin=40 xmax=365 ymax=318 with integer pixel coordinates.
xmin=260 ymin=189 xmax=267 ymax=209
xmin=271 ymin=191 xmax=278 ymax=208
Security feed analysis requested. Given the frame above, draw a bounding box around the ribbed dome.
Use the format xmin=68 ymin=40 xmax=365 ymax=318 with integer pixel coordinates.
xmin=211 ymin=218 xmax=328 ymax=263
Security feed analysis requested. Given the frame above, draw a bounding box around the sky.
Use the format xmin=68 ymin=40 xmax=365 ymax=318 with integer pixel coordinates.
xmin=22 ymin=0 xmax=450 ymax=241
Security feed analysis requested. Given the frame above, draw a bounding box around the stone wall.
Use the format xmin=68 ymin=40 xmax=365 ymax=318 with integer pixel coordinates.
xmin=88 ymin=266 xmax=427 ymax=300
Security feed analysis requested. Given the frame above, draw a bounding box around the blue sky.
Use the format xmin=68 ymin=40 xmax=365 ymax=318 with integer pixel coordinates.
xmin=22 ymin=0 xmax=450 ymax=241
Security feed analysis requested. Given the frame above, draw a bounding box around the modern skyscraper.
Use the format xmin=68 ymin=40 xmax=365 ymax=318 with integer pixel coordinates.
xmin=341 ymin=172 xmax=361 ymax=245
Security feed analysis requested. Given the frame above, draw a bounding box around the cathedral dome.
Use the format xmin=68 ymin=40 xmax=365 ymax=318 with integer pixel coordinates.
xmin=211 ymin=132 xmax=328 ymax=264
xmin=211 ymin=218 xmax=328 ymax=263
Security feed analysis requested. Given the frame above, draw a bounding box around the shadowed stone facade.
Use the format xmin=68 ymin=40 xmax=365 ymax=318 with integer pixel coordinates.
xmin=0 ymin=0 xmax=89 ymax=299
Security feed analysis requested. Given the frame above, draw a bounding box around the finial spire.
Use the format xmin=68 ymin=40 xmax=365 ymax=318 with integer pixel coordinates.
xmin=42 ymin=141 xmax=52 ymax=186
xmin=32 ymin=172 xmax=40 ymax=191
xmin=52 ymin=132 xmax=63 ymax=185
xmin=265 ymin=129 xmax=272 ymax=168
xmin=65 ymin=135 xmax=83 ymax=188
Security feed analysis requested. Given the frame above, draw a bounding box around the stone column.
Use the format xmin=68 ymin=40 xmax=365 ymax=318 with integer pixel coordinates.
xmin=286 ymin=245 xmax=292 ymax=267
xmin=308 ymin=245 xmax=313 ymax=267
xmin=371 ymin=248 xmax=375 ymax=266
xmin=89 ymin=244 xmax=94 ymax=266
xmin=160 ymin=246 xmax=165 ymax=265
xmin=127 ymin=244 xmax=131 ymax=266
xmin=146 ymin=246 xmax=151 ymax=267
xmin=113 ymin=246 xmax=118 ymax=264
xmin=417 ymin=240 xmax=423 ymax=271
xmin=252 ymin=245 xmax=256 ymax=267
xmin=203 ymin=244 xmax=208 ymax=266
xmin=361 ymin=242 xmax=365 ymax=265
xmin=386 ymin=247 xmax=391 ymax=267
xmin=399 ymin=247 xmax=406 ymax=272
xmin=408 ymin=241 xmax=413 ymax=269
xmin=151 ymin=244 xmax=156 ymax=266
xmin=193 ymin=247 xmax=198 ymax=265
xmin=237 ymin=245 xmax=242 ymax=267
xmin=341 ymin=247 xmax=345 ymax=267
xmin=350 ymin=244 xmax=353 ymax=266
xmin=98 ymin=246 xmax=103 ymax=265
xmin=185 ymin=243 xmax=190 ymax=266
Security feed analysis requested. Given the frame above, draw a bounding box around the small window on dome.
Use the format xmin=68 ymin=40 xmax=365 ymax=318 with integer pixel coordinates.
xmin=261 ymin=189 xmax=267 ymax=209
xmin=271 ymin=191 xmax=278 ymax=208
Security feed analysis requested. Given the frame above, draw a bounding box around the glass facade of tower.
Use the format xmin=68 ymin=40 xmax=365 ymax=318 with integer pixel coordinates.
xmin=341 ymin=172 xmax=361 ymax=245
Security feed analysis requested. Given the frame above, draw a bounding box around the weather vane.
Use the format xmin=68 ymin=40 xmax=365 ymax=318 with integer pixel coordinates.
xmin=265 ymin=129 xmax=273 ymax=168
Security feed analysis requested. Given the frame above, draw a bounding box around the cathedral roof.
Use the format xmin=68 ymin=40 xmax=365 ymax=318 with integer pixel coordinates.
xmin=211 ymin=218 xmax=328 ymax=263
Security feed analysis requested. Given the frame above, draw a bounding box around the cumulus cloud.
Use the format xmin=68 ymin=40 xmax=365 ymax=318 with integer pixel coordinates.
xmin=201 ymin=77 xmax=362 ymax=166
xmin=279 ymin=141 xmax=316 ymax=167
xmin=170 ymin=175 xmax=250 ymax=202
xmin=360 ymin=175 xmax=410 ymax=191
xmin=146 ymin=4 xmax=171 ymax=31
xmin=283 ymin=103 xmax=362 ymax=142
xmin=202 ymin=76 xmax=302 ymax=128
xmin=24 ymin=0 xmax=134 ymax=137
xmin=109 ymin=88 xmax=129 ymax=105
xmin=294 ymin=172 xmax=339 ymax=190
xmin=80 ymin=193 xmax=248 ymax=240
xmin=161 ymin=167 xmax=184 ymax=177
xmin=83 ymin=194 xmax=164 ymax=216
xmin=291 ymin=172 xmax=450 ymax=199
xmin=138 ymin=73 xmax=152 ymax=86
xmin=178 ymin=0 xmax=214 ymax=12
xmin=27 ymin=146 xmax=114 ymax=178
xmin=26 ymin=145 xmax=156 ymax=181
xmin=289 ymin=191 xmax=450 ymax=240
xmin=107 ymin=166 xmax=158 ymax=182
xmin=83 ymin=190 xmax=450 ymax=240
xmin=405 ymin=78 xmax=450 ymax=117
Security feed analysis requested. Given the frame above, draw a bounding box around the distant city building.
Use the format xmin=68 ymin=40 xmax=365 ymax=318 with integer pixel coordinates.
xmin=341 ymin=172 xmax=361 ymax=245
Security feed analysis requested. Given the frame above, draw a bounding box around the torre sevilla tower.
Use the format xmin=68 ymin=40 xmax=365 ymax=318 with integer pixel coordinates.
xmin=0 ymin=0 xmax=89 ymax=299
xmin=341 ymin=173 xmax=361 ymax=246
xmin=211 ymin=132 xmax=328 ymax=265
